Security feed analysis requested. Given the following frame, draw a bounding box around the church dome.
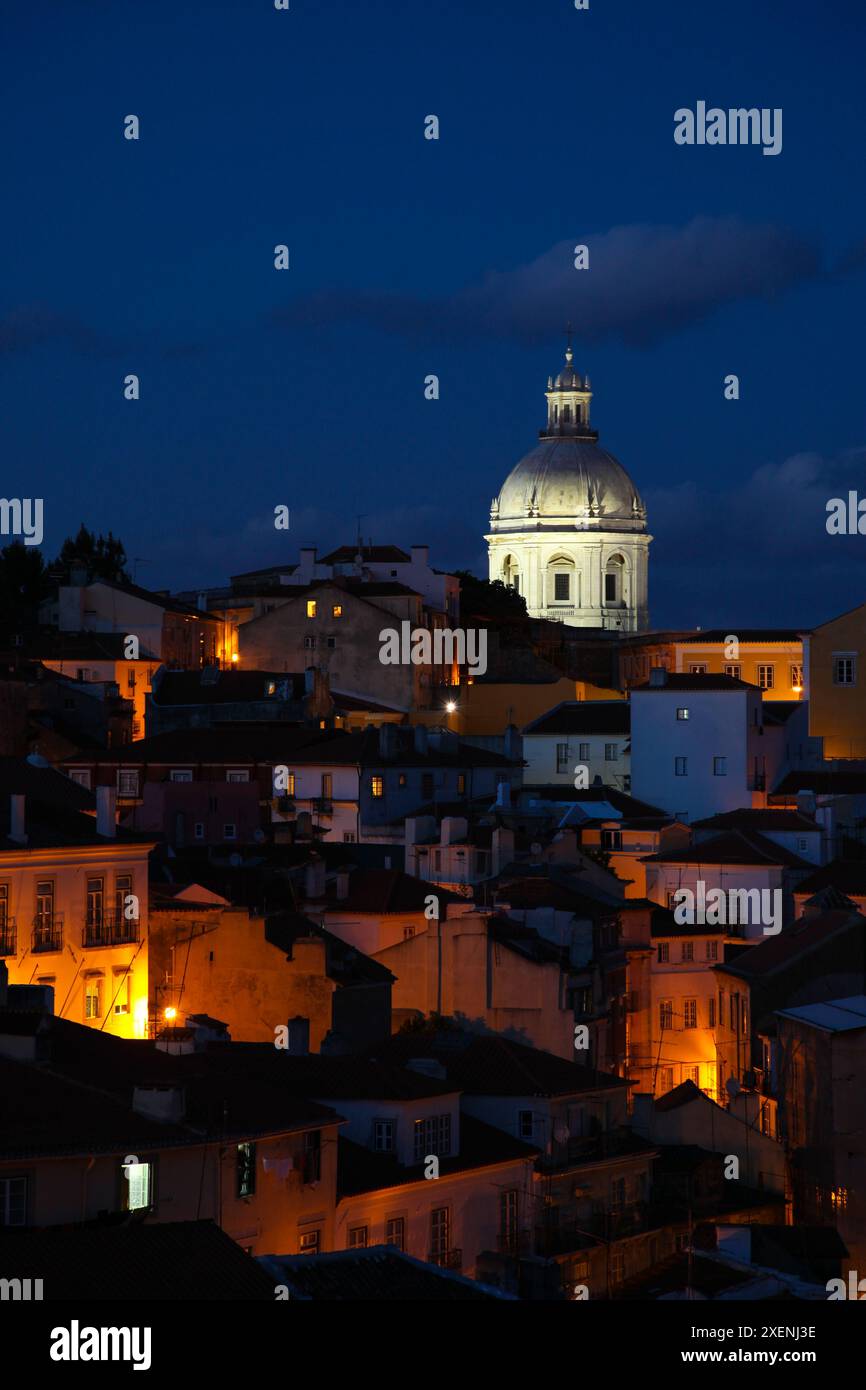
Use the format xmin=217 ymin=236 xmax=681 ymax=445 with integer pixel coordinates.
xmin=494 ymin=437 xmax=646 ymax=532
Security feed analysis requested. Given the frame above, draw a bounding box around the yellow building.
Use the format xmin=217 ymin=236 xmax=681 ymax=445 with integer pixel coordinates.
xmin=0 ymin=782 xmax=154 ymax=1039
xmin=806 ymin=603 xmax=866 ymax=758
xmin=435 ymin=677 xmax=623 ymax=738
xmin=673 ymin=629 xmax=805 ymax=702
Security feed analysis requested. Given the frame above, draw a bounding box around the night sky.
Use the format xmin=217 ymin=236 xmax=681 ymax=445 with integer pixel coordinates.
xmin=3 ymin=0 xmax=866 ymax=629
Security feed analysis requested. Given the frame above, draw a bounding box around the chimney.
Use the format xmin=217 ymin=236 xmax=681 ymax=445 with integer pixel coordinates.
xmin=284 ymin=1016 xmax=310 ymax=1055
xmin=414 ymin=725 xmax=428 ymax=755
xmin=379 ymin=723 xmax=399 ymax=760
xmin=440 ymin=816 xmax=468 ymax=846
xmin=96 ymin=785 xmax=117 ymax=838
xmin=503 ymin=723 xmax=521 ymax=762
xmin=649 ymin=667 xmax=667 ymax=687
xmin=132 ymin=1085 xmax=186 ymax=1123
xmin=9 ymin=794 xmax=27 ymax=845
xmin=410 ymin=545 xmax=429 ymax=567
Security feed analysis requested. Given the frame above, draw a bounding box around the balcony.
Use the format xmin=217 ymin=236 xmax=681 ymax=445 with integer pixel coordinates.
xmin=0 ymin=920 xmax=16 ymax=956
xmin=32 ymin=915 xmax=63 ymax=953
xmin=429 ymin=1249 xmax=462 ymax=1270
xmin=82 ymin=914 xmax=140 ymax=948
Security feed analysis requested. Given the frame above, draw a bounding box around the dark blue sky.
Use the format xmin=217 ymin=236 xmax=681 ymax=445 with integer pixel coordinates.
xmin=3 ymin=0 xmax=866 ymax=628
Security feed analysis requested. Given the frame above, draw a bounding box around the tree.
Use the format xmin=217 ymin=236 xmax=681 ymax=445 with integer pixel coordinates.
xmin=453 ymin=571 xmax=528 ymax=628
xmin=0 ymin=540 xmax=51 ymax=626
xmin=52 ymin=524 xmax=130 ymax=584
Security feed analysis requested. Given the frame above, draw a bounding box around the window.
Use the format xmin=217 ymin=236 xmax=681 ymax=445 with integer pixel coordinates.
xmin=304 ymin=635 xmax=316 ymax=650
xmin=348 ymin=1226 xmax=368 ymax=1250
xmin=0 ymin=1176 xmax=27 ymax=1227
xmin=84 ymin=977 xmax=102 ymax=1019
xmin=713 ymin=756 xmax=727 ymax=776
xmin=303 ymin=1130 xmax=321 ymax=1184
xmin=834 ymin=655 xmax=857 ymax=686
xmin=332 ymin=605 xmax=343 ymax=618
xmin=284 ymin=772 xmax=296 ymax=797
xmin=674 ymin=757 xmax=688 ymax=776
xmin=500 ymin=1190 xmax=519 ymax=1249
xmin=683 ymin=998 xmax=697 ymax=1028
xmin=299 ymin=1230 xmax=320 ymax=1255
xmin=223 ymin=824 xmax=237 ymax=840
xmin=414 ymin=1114 xmax=452 ymax=1162
xmin=343 ymin=832 xmax=356 ymax=843
xmin=601 ymin=829 xmax=622 ymax=851
xmin=35 ymin=881 xmax=55 ymax=929
xmin=685 ymin=1065 xmax=700 ymax=1086
xmin=604 ymin=743 xmax=617 ymax=762
xmin=385 ymin=1216 xmax=405 ymax=1252
xmin=194 ymin=822 xmax=205 ymax=839
xmin=306 ymin=601 xmax=317 ymax=618
xmin=554 ymin=573 xmax=570 ymax=601
xmin=610 ymin=1250 xmax=625 ymax=1283
xmin=689 ymin=664 xmax=707 ymax=674
xmin=126 ymin=1159 xmax=152 ymax=1212
xmin=724 ymin=664 xmax=741 ymax=679
xmin=457 ymin=773 xmax=466 ymax=795
xmin=708 ymin=997 xmax=716 ymax=1027
xmin=791 ymin=664 xmax=803 ymax=688
xmin=518 ymin=1110 xmax=533 ymax=1139
xmin=706 ymin=940 xmax=718 ymax=961
xmin=604 ymin=573 xmax=617 ymax=602
xmin=657 ymin=942 xmax=669 ymax=963
xmin=0 ymin=885 xmax=6 ymax=929
xmin=112 ymin=970 xmax=130 ymax=1015
xmin=326 ymin=636 xmax=336 ymax=649
xmin=681 ymin=941 xmax=693 ymax=962
xmin=430 ymin=1207 xmax=450 ymax=1261
xmin=676 ymin=708 xmax=689 ymax=720
xmin=659 ymin=1067 xmax=674 ymax=1093
xmin=170 ymin=769 xmax=193 ymax=783
xmin=86 ymin=877 xmax=104 ymax=927
xmin=114 ymin=874 xmax=132 ymax=926
xmin=321 ymin=773 xmax=332 ymax=799
xmin=117 ymin=770 xmax=139 ymax=797
xmin=371 ymin=775 xmax=384 ymax=798
xmin=578 ymin=742 xmax=590 ymax=761
xmin=227 ymin=770 xmax=249 ymax=783
xmin=237 ymin=1142 xmax=256 ymax=1198
xmin=757 ymin=664 xmax=775 ymax=689
xmin=373 ymin=1119 xmax=395 ymax=1153
xmin=659 ymin=999 xmax=673 ymax=1030
xmin=69 ymin=769 xmax=91 ymax=789
xmin=556 ymin=743 xmax=570 ymax=773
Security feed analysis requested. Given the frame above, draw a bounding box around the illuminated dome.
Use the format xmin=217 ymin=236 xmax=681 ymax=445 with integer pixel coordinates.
xmin=485 ymin=343 xmax=651 ymax=632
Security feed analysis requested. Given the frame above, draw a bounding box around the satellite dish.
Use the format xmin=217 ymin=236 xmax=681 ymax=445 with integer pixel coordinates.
xmin=725 ymin=1076 xmax=741 ymax=1098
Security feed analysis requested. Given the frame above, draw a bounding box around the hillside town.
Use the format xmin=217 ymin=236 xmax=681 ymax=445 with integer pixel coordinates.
xmin=1 ymin=351 xmax=865 ymax=1303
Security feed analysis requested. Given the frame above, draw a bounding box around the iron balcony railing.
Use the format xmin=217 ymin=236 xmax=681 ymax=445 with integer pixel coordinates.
xmin=32 ymin=914 xmax=64 ymax=952
xmin=0 ymin=920 xmax=16 ymax=956
xmin=82 ymin=913 xmax=141 ymax=948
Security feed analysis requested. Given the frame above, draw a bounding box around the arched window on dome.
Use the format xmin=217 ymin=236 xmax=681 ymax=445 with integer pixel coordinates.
xmin=562 ymin=404 xmax=572 ymax=423
xmin=502 ymin=554 xmax=521 ymax=594
xmin=604 ymin=554 xmax=627 ymax=607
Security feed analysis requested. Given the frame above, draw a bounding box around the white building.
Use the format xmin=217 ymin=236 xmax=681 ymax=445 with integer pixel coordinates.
xmin=486 ymin=344 xmax=651 ymax=631
xmin=630 ymin=670 xmax=765 ymax=823
xmin=522 ymin=700 xmax=630 ymax=790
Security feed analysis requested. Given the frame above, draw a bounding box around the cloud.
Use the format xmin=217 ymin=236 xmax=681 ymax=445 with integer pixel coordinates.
xmin=0 ymin=306 xmax=123 ymax=358
xmin=271 ymin=216 xmax=823 ymax=348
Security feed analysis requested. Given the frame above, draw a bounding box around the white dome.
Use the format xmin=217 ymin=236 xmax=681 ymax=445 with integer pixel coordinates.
xmin=494 ymin=438 xmax=646 ymax=533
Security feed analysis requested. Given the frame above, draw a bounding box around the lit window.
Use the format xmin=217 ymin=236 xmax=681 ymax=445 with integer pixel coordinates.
xmin=676 ymin=708 xmax=689 ymax=720
xmin=790 ymin=664 xmax=803 ymax=689
xmin=321 ymin=774 xmax=332 ymax=799
xmin=306 ymin=601 xmax=317 ymax=618
xmin=113 ymin=970 xmax=130 ymax=1015
xmin=371 ymin=775 xmax=384 ymax=798
xmin=126 ymin=1159 xmax=152 ymax=1212
xmin=757 ymin=665 xmax=775 ymax=689
xmin=689 ymin=664 xmax=707 ymax=674
xmin=332 ymin=605 xmax=342 ymax=618
xmin=84 ymin=977 xmax=102 ymax=1020
xmin=299 ymin=1230 xmax=320 ymax=1255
